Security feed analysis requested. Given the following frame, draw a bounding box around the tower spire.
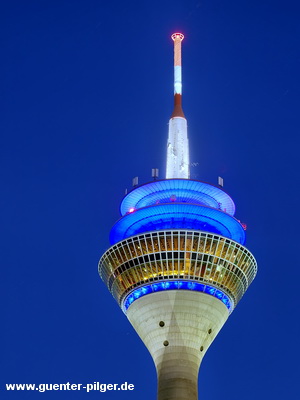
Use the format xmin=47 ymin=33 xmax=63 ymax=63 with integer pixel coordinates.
xmin=171 ymin=32 xmax=185 ymax=118
xmin=166 ymin=32 xmax=190 ymax=179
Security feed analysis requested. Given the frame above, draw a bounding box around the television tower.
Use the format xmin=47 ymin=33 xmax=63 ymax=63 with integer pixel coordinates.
xmin=99 ymin=33 xmax=257 ymax=400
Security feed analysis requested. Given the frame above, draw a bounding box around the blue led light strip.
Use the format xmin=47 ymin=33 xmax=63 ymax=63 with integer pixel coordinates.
xmin=123 ymin=281 xmax=232 ymax=312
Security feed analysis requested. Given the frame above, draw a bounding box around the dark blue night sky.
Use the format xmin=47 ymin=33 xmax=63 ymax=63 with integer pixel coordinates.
xmin=2 ymin=1 xmax=300 ymax=399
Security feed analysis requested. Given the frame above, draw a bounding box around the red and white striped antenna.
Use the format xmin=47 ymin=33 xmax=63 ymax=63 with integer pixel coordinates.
xmin=171 ymin=32 xmax=185 ymax=118
xmin=166 ymin=32 xmax=190 ymax=179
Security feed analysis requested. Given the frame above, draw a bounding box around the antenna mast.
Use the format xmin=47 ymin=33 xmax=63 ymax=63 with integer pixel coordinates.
xmin=166 ymin=33 xmax=190 ymax=179
xmin=171 ymin=33 xmax=185 ymax=118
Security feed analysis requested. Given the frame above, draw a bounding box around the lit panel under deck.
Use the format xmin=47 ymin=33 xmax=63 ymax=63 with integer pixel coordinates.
xmin=99 ymin=230 xmax=257 ymax=312
xmin=110 ymin=203 xmax=246 ymax=245
xmin=123 ymin=281 xmax=232 ymax=312
xmin=120 ymin=179 xmax=236 ymax=216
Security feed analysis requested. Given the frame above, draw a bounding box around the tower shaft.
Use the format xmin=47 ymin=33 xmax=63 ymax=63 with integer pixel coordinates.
xmin=127 ymin=291 xmax=228 ymax=400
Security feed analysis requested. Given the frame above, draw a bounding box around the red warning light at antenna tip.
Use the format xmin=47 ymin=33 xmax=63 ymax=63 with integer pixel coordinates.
xmin=171 ymin=33 xmax=184 ymax=41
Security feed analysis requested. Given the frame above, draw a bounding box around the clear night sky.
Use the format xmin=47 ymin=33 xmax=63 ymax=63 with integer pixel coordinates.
xmin=1 ymin=1 xmax=299 ymax=399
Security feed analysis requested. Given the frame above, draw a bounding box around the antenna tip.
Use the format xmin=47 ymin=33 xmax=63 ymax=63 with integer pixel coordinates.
xmin=171 ymin=33 xmax=184 ymax=41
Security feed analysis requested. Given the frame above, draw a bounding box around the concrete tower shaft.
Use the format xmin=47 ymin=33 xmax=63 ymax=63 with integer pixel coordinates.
xmin=127 ymin=291 xmax=228 ymax=400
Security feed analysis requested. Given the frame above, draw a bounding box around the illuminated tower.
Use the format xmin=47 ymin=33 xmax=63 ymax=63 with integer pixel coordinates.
xmin=99 ymin=33 xmax=257 ymax=400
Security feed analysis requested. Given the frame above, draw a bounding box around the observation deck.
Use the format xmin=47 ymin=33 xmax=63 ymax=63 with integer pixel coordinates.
xmin=99 ymin=179 xmax=257 ymax=314
xmin=120 ymin=179 xmax=235 ymax=216
xmin=99 ymin=230 xmax=257 ymax=313
xmin=110 ymin=179 xmax=245 ymax=245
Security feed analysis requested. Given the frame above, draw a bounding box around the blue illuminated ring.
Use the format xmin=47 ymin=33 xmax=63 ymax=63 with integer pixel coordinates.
xmin=120 ymin=179 xmax=235 ymax=216
xmin=122 ymin=280 xmax=232 ymax=313
xmin=110 ymin=203 xmax=245 ymax=245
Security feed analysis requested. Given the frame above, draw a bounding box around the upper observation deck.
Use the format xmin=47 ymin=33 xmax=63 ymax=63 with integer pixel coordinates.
xmin=109 ymin=179 xmax=245 ymax=246
xmin=120 ymin=179 xmax=236 ymax=216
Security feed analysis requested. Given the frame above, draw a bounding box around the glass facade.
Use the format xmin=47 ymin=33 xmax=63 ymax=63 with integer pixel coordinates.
xmin=99 ymin=230 xmax=257 ymax=312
